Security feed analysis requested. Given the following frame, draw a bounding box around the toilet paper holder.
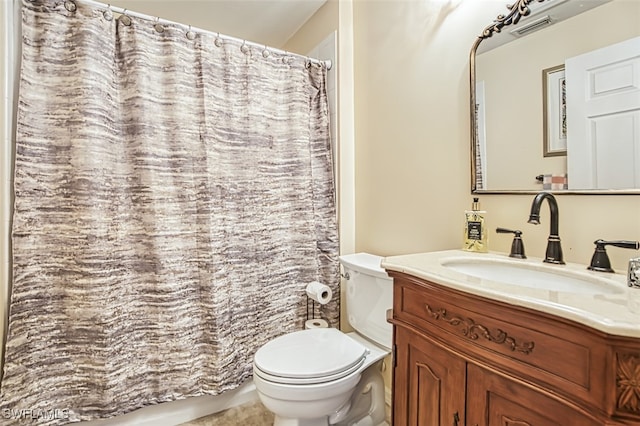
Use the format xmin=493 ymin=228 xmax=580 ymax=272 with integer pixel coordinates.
xmin=306 ymin=293 xmax=322 ymax=324
xmin=305 ymin=281 xmax=332 ymax=325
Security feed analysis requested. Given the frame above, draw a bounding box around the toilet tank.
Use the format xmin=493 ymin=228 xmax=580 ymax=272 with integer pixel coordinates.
xmin=339 ymin=253 xmax=393 ymax=350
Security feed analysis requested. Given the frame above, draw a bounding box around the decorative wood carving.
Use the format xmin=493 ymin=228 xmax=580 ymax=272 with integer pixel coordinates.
xmin=425 ymin=304 xmax=535 ymax=355
xmin=616 ymin=351 xmax=640 ymax=414
xmin=502 ymin=416 xmax=532 ymax=426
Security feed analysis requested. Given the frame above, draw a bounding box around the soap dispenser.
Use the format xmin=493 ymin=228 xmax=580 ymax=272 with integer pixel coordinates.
xmin=463 ymin=197 xmax=488 ymax=253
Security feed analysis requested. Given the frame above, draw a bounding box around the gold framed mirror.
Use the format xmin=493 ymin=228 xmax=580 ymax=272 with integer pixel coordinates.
xmin=470 ymin=0 xmax=640 ymax=194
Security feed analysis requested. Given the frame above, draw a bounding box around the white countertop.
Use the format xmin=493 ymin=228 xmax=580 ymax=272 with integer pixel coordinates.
xmin=381 ymin=250 xmax=640 ymax=338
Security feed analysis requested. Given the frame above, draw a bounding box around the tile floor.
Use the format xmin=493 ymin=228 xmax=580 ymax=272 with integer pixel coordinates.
xmin=180 ymin=400 xmax=274 ymax=426
xmin=180 ymin=400 xmax=391 ymax=426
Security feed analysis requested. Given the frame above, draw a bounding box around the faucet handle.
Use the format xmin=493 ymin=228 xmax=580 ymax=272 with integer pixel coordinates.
xmin=588 ymin=240 xmax=640 ymax=273
xmin=496 ymin=227 xmax=526 ymax=259
xmin=629 ymin=258 xmax=640 ymax=288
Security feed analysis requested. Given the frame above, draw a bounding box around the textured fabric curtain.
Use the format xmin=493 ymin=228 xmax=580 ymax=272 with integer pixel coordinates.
xmin=0 ymin=0 xmax=339 ymax=423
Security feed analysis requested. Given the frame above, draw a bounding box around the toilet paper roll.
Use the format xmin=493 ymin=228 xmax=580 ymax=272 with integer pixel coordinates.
xmin=305 ymin=318 xmax=329 ymax=329
xmin=305 ymin=281 xmax=332 ymax=305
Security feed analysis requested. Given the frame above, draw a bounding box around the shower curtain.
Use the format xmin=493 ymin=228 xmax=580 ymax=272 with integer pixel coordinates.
xmin=0 ymin=0 xmax=339 ymax=424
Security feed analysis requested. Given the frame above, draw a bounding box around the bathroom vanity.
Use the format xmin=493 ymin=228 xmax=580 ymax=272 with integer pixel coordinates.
xmin=382 ymin=250 xmax=640 ymax=426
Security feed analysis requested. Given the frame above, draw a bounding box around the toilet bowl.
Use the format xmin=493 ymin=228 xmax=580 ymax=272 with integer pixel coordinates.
xmin=252 ymin=253 xmax=393 ymax=426
xmin=253 ymin=328 xmax=388 ymax=426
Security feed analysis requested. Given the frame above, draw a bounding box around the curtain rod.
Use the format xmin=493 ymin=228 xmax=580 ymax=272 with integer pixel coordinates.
xmin=68 ymin=0 xmax=332 ymax=70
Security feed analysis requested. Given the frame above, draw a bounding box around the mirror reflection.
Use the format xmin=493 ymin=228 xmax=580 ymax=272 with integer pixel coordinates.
xmin=471 ymin=0 xmax=640 ymax=193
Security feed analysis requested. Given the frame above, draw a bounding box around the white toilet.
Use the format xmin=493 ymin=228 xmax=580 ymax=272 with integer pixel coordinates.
xmin=253 ymin=253 xmax=393 ymax=426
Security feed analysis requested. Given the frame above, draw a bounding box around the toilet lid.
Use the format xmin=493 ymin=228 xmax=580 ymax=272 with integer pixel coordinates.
xmin=253 ymin=328 xmax=368 ymax=383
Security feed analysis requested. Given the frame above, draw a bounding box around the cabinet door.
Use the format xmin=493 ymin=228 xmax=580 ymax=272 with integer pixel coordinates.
xmin=466 ymin=363 xmax=600 ymax=426
xmin=393 ymin=326 xmax=466 ymax=426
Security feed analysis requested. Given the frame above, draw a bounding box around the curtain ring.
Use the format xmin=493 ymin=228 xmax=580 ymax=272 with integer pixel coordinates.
xmin=64 ymin=1 xmax=76 ymax=12
xmin=282 ymin=52 xmax=293 ymax=65
xmin=240 ymin=40 xmax=250 ymax=55
xmin=306 ymin=57 xmax=312 ymax=69
xmin=119 ymin=10 xmax=131 ymax=26
xmin=154 ymin=17 xmax=165 ymax=33
xmin=262 ymin=45 xmax=270 ymax=58
xmin=186 ymin=25 xmax=196 ymax=40
xmin=103 ymin=4 xmax=113 ymax=21
xmin=214 ymin=32 xmax=222 ymax=47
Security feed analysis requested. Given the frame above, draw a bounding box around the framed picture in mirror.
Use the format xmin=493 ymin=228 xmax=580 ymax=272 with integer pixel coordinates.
xmin=542 ymin=64 xmax=567 ymax=157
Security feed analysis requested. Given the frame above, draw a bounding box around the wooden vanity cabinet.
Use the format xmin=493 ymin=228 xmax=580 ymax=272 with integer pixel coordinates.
xmin=466 ymin=363 xmax=600 ymax=426
xmin=393 ymin=326 xmax=466 ymax=426
xmin=388 ymin=271 xmax=640 ymax=426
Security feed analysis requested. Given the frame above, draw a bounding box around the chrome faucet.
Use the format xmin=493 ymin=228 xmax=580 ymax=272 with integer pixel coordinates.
xmin=528 ymin=192 xmax=564 ymax=264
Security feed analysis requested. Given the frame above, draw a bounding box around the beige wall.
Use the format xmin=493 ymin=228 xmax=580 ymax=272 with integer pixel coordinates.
xmin=0 ymin=0 xmax=18 ymax=368
xmin=0 ymin=1 xmax=7 ymax=365
xmin=353 ymin=0 xmax=472 ymax=256
xmin=283 ymin=0 xmax=338 ymax=54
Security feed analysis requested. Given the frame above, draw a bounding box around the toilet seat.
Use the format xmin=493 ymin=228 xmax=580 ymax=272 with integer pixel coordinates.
xmin=253 ymin=328 xmax=368 ymax=385
xmin=254 ymin=356 xmax=366 ymax=385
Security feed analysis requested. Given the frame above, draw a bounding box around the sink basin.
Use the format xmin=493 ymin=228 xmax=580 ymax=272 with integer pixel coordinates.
xmin=440 ymin=257 xmax=624 ymax=295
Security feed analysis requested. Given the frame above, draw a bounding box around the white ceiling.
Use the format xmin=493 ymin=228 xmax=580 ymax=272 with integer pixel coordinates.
xmin=107 ymin=0 xmax=327 ymax=48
